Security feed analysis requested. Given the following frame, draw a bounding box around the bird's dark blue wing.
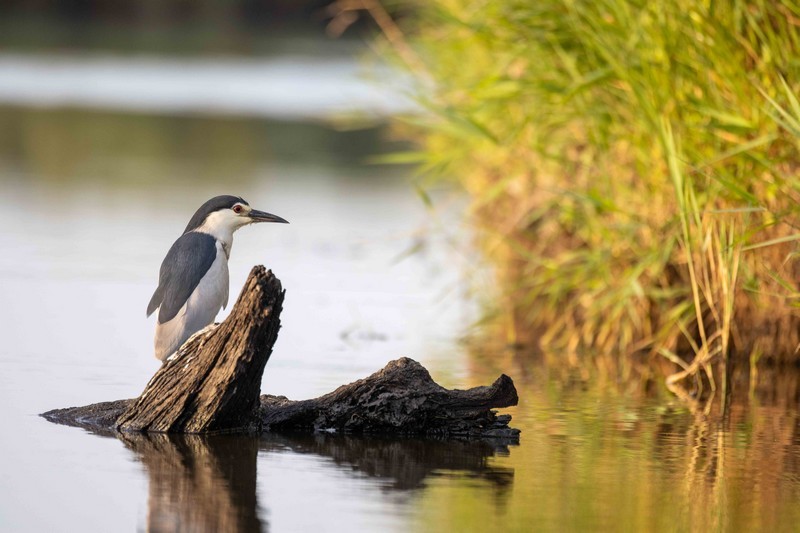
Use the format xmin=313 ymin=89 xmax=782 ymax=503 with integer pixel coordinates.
xmin=146 ymin=285 xmax=164 ymax=317
xmin=146 ymin=232 xmax=218 ymax=324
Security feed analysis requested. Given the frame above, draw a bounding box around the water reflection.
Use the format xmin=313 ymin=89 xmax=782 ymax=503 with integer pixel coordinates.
xmin=54 ymin=362 xmax=800 ymax=533
xmin=674 ymin=406 xmax=800 ymax=531
xmin=428 ymin=349 xmax=800 ymax=532
xmin=118 ymin=431 xmax=516 ymax=533
xmin=121 ymin=433 xmax=264 ymax=533
xmin=260 ymin=433 xmax=515 ymax=492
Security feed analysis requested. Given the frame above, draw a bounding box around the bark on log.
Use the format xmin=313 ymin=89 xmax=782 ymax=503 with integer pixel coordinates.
xmin=260 ymin=357 xmax=519 ymax=438
xmin=42 ymin=267 xmax=520 ymax=440
xmin=116 ymin=265 xmax=284 ymax=433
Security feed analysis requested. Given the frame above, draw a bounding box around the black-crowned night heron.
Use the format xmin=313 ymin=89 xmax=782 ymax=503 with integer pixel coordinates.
xmin=146 ymin=195 xmax=288 ymax=361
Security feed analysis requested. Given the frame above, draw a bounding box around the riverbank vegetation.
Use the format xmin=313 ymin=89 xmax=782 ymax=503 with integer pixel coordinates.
xmin=368 ymin=0 xmax=800 ymax=392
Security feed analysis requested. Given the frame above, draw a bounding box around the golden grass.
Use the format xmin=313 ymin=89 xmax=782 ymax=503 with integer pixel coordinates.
xmin=360 ymin=0 xmax=800 ymax=394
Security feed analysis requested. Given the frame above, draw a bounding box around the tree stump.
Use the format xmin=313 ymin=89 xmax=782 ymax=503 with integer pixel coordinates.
xmin=42 ymin=267 xmax=520 ymax=440
xmin=116 ymin=265 xmax=284 ymax=433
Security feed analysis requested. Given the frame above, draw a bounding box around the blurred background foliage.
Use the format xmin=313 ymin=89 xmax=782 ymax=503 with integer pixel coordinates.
xmin=386 ymin=0 xmax=800 ymax=392
xmin=0 ymin=0 xmax=360 ymax=54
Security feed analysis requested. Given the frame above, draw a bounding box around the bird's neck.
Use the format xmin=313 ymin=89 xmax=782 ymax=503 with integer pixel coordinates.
xmin=199 ymin=230 xmax=233 ymax=258
xmin=192 ymin=217 xmax=235 ymax=258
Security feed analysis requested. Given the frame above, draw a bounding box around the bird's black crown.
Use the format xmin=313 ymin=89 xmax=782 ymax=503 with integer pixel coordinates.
xmin=183 ymin=195 xmax=248 ymax=234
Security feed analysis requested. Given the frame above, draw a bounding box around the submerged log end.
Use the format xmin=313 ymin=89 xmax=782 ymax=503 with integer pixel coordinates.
xmin=260 ymin=357 xmax=521 ymax=440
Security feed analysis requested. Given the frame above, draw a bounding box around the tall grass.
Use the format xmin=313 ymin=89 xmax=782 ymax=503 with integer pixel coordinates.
xmin=380 ymin=0 xmax=800 ymax=390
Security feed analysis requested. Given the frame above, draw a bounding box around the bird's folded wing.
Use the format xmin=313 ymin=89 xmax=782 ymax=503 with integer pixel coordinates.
xmin=146 ymin=232 xmax=218 ymax=324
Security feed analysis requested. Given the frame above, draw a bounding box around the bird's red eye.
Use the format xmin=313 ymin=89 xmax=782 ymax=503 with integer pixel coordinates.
xmin=233 ymin=205 xmax=243 ymax=214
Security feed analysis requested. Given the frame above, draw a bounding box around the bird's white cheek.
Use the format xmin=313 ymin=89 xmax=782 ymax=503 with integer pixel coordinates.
xmin=194 ymin=211 xmax=244 ymax=240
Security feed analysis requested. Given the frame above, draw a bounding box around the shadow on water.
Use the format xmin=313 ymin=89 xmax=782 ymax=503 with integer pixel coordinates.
xmin=115 ymin=431 xmax=516 ymax=533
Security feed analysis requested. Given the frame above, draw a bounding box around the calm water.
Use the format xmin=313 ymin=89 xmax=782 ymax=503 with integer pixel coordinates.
xmin=1 ymin=56 xmax=800 ymax=533
xmin=0 ymin=54 xmax=415 ymax=119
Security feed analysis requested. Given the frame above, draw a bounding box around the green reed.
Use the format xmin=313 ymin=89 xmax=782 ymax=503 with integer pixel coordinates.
xmin=383 ymin=0 xmax=800 ymax=390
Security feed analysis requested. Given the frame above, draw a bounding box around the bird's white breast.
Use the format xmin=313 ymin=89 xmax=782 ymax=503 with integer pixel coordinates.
xmin=154 ymin=240 xmax=229 ymax=360
xmin=188 ymin=240 xmax=230 ymax=316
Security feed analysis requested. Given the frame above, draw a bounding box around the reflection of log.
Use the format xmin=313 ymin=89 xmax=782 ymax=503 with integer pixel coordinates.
xmin=121 ymin=433 xmax=264 ymax=533
xmin=42 ymin=267 xmax=520 ymax=439
xmin=91 ymin=429 xmax=516 ymax=532
xmin=260 ymin=432 xmax=514 ymax=491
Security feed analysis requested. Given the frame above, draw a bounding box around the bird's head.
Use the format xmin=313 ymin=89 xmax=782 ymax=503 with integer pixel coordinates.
xmin=183 ymin=195 xmax=288 ymax=238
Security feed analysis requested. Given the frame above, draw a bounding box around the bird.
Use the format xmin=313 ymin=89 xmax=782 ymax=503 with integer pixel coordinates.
xmin=146 ymin=195 xmax=288 ymax=362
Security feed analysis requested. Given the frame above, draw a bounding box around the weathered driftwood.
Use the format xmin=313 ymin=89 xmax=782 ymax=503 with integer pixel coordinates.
xmin=117 ymin=265 xmax=285 ymax=433
xmin=42 ymin=267 xmax=520 ymax=440
xmin=260 ymin=357 xmax=519 ymax=437
xmin=43 ymin=359 xmax=520 ymax=439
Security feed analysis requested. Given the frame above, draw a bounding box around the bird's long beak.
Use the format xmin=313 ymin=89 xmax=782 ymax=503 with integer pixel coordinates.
xmin=249 ymin=209 xmax=289 ymax=224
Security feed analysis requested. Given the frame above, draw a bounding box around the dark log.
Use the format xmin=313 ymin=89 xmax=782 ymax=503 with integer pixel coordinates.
xmin=116 ymin=265 xmax=285 ymax=433
xmin=46 ymin=399 xmax=132 ymax=434
xmin=41 ymin=267 xmax=520 ymax=440
xmin=43 ymin=358 xmax=520 ymax=439
xmin=260 ymin=357 xmax=519 ymax=438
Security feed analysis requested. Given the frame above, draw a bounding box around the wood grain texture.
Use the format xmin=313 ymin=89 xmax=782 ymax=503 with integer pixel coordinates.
xmin=260 ymin=357 xmax=519 ymax=438
xmin=116 ymin=265 xmax=284 ymax=433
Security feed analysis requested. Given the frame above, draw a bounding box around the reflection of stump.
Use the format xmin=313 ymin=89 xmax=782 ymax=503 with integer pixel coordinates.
xmin=121 ymin=434 xmax=264 ymax=533
xmin=42 ymin=267 xmax=520 ymax=439
xmin=106 ymin=430 xmax=516 ymax=533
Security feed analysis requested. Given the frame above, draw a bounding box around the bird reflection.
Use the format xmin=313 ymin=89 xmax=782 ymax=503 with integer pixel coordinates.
xmin=118 ymin=431 xmax=516 ymax=533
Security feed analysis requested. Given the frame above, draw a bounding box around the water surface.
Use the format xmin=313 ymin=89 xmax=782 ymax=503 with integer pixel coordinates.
xmin=0 ymin=54 xmax=414 ymax=119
